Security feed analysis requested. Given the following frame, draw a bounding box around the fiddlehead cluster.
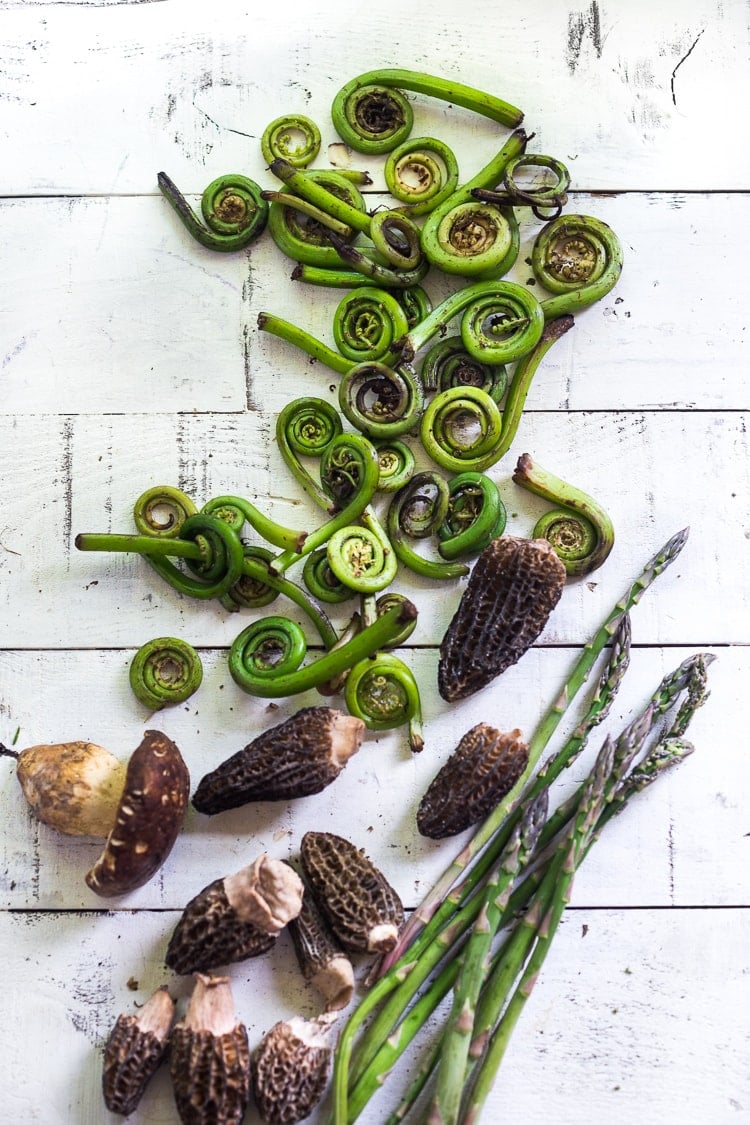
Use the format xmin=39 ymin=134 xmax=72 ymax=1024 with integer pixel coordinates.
xmin=157 ymin=172 xmax=269 ymax=251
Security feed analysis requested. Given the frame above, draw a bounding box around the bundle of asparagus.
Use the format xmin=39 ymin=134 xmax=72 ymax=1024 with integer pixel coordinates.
xmin=329 ymin=528 xmax=714 ymax=1124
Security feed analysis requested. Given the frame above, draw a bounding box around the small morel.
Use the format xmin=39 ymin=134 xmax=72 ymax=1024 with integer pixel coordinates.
xmin=252 ymin=1013 xmax=336 ymax=1124
xmin=417 ymin=723 xmax=530 ymax=838
xmin=300 ymin=831 xmax=404 ymax=954
xmin=192 ymin=707 xmax=365 ymax=814
xmin=166 ymin=855 xmax=304 ymax=975
xmin=438 ymin=535 xmax=566 ymax=701
xmin=102 ymin=985 xmax=174 ymax=1116
xmin=288 ymin=883 xmax=355 ymax=1011
xmin=170 ymin=974 xmax=251 ymax=1125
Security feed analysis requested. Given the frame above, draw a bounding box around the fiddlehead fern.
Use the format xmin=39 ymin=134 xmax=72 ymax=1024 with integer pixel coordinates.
xmin=392 ymin=285 xmax=432 ymax=328
xmin=222 ymin=545 xmax=280 ymax=610
xmin=228 ymin=597 xmax=417 ymax=698
xmin=395 ymin=280 xmax=544 ymax=367
xmin=386 ymin=472 xmax=469 ymax=580
xmin=276 ymin=397 xmax=344 ymax=508
xmin=345 ymin=652 xmax=424 ymax=752
xmin=338 ymin=361 xmax=424 ymax=440
xmin=157 ymin=172 xmax=268 ymax=251
xmin=418 ymin=129 xmax=528 ymax=278
xmin=133 ymin=485 xmax=197 ymax=538
xmin=270 ymin=158 xmax=423 ymax=270
xmin=512 ymin=452 xmax=615 ymax=577
xmin=532 ymin=214 xmax=624 ymax=319
xmin=419 ymin=387 xmax=504 ymax=474
xmin=302 ymin=548 xmax=355 ymax=604
xmin=471 ymin=153 xmax=570 ymax=220
xmin=129 ymin=637 xmax=203 ymax=709
xmin=420 ymin=336 xmax=508 ymax=402
xmin=200 ymin=494 xmax=308 ymax=553
xmin=438 ymin=472 xmax=507 ymax=560
xmin=261 ymin=114 xmax=321 ymax=167
xmin=374 ymin=440 xmax=416 ymax=493
xmin=332 ymin=287 xmax=409 ymax=364
xmin=271 ymin=434 xmax=381 ymax=574
xmin=331 ymin=69 xmax=524 ymax=155
xmin=323 ymin=234 xmax=431 ymax=289
xmin=384 ymin=137 xmax=460 ymax=216
xmin=374 ymin=592 xmax=418 ymax=647
xmin=325 ymin=519 xmax=398 ymax=594
xmin=266 ymin=170 xmax=367 ymax=267
xmin=76 ymin=514 xmax=246 ymax=601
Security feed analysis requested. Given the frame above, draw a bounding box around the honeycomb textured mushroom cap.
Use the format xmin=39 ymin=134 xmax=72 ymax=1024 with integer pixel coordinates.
xmin=438 ymin=535 xmax=566 ymax=701
xmin=417 ymin=723 xmax=530 ymax=838
xmin=102 ymin=986 xmax=174 ymax=1116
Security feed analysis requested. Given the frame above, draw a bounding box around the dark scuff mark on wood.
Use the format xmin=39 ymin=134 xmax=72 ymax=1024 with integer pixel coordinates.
xmin=567 ymin=1 xmax=603 ymax=73
xmin=68 ymin=952 xmax=116 ymax=1046
xmin=61 ymin=417 xmax=74 ymax=558
xmin=242 ymin=263 xmax=257 ymax=411
xmin=176 ymin=415 xmax=197 ymax=500
xmin=670 ymin=29 xmax=705 ymax=106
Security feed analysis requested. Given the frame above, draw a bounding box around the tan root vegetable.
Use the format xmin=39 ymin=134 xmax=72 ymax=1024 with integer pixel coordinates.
xmin=170 ymin=974 xmax=251 ymax=1125
xmin=86 ymin=729 xmax=190 ymax=898
xmin=251 ymin=1013 xmax=336 ymax=1125
xmin=102 ymin=985 xmax=175 ymax=1116
xmin=1 ymin=740 xmax=127 ymax=837
xmin=166 ymin=855 xmax=304 ymax=975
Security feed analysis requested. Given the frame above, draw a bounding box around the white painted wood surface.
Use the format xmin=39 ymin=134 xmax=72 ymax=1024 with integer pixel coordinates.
xmin=0 ymin=1 xmax=748 ymax=1123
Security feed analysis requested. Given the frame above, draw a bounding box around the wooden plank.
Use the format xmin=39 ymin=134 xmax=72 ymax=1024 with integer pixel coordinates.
xmin=1 ymin=190 xmax=747 ymax=415
xmin=1 ymin=645 xmax=742 ymax=910
xmin=1 ymin=0 xmax=749 ymax=193
xmin=0 ymin=906 xmax=746 ymax=1122
xmin=0 ymin=410 xmax=745 ymax=648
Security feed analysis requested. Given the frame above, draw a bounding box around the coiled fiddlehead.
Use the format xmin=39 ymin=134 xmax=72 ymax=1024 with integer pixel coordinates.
xmin=419 ymin=386 xmax=504 ymax=474
xmin=331 ymin=69 xmax=524 ymax=155
xmin=395 ymin=280 xmax=544 ymax=367
xmin=419 ymin=129 xmax=528 ymax=278
xmin=532 ymin=213 xmax=624 ymax=319
xmin=471 ymin=153 xmax=570 ymax=220
xmin=270 ymin=158 xmax=423 ymax=270
xmin=374 ymin=592 xmax=418 ymax=646
xmin=129 ymin=637 xmax=203 ymax=709
xmin=266 ymin=170 xmax=368 ymax=267
xmin=132 ymin=485 xmax=197 ymax=537
xmin=386 ymin=472 xmax=469 ymax=580
xmin=271 ymin=434 xmax=381 ymax=574
xmin=200 ymin=494 xmax=308 ymax=553
xmin=338 ymin=361 xmax=424 ymax=440
xmin=345 ymin=651 xmax=424 ymax=752
xmin=384 ymin=137 xmax=460 ymax=216
xmin=420 ymin=336 xmax=508 ymax=402
xmin=302 ymin=548 xmax=355 ymax=604
xmin=324 ymin=234 xmax=431 ymax=289
xmin=512 ymin=452 xmax=615 ymax=577
xmin=222 ymin=545 xmax=280 ymax=611
xmin=261 ymin=114 xmax=321 ymax=167
xmin=276 ymin=397 xmax=344 ymax=507
xmin=325 ymin=520 xmax=398 ymax=594
xmin=157 ymin=172 xmax=268 ymax=251
xmin=76 ymin=514 xmax=246 ymax=601
xmin=392 ymin=285 xmax=432 ymax=328
xmin=374 ymin=440 xmax=416 ymax=493
xmin=438 ymin=472 xmax=507 ymax=560
xmin=228 ymin=597 xmax=417 ymax=698
xmin=332 ymin=287 xmax=409 ymax=364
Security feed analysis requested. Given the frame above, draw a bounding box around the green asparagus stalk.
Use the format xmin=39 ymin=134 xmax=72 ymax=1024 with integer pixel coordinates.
xmin=383 ymin=527 xmax=688 ymax=970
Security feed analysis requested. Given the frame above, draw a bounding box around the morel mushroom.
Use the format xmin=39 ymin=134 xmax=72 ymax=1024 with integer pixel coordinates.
xmin=166 ymin=854 xmax=304 ymax=975
xmin=300 ymin=831 xmax=404 ymax=954
xmin=192 ymin=707 xmax=365 ymax=814
xmin=86 ymin=730 xmax=190 ymax=897
xmin=102 ymin=985 xmax=175 ymax=1116
xmin=417 ymin=724 xmax=530 ymax=838
xmin=438 ymin=535 xmax=566 ymax=701
xmin=288 ymin=883 xmax=355 ymax=1011
xmin=170 ymin=974 xmax=250 ymax=1125
xmin=251 ymin=1014 xmax=336 ymax=1125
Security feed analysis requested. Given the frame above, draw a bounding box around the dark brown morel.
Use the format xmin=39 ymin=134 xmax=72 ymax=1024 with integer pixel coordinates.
xmin=166 ymin=855 xmax=303 ymax=975
xmin=438 ymin=535 xmax=566 ymax=701
xmin=102 ymin=985 xmax=174 ymax=1116
xmin=417 ymin=724 xmax=530 ymax=838
xmin=251 ymin=1014 xmax=335 ymax=1124
xmin=300 ymin=831 xmax=404 ymax=954
xmin=192 ymin=707 xmax=365 ymax=814
xmin=170 ymin=974 xmax=250 ymax=1125
xmin=288 ymin=884 xmax=355 ymax=1012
